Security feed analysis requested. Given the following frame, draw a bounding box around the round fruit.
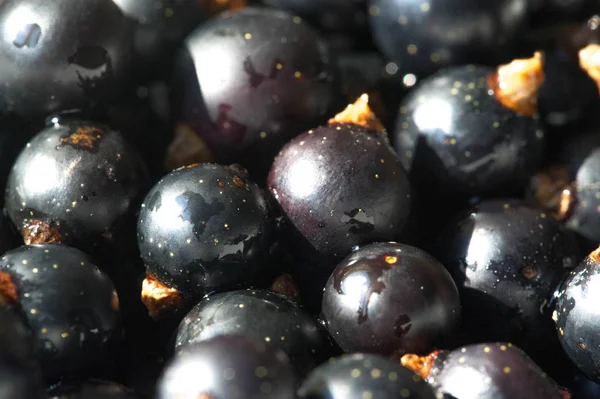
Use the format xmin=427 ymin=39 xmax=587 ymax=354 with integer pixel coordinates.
xmin=137 ymin=163 xmax=276 ymax=319
xmin=268 ymin=95 xmax=411 ymax=268
xmin=5 ymin=120 xmax=150 ymax=259
xmin=159 ymin=335 xmax=297 ymax=399
xmin=434 ymin=199 xmax=580 ymax=371
xmin=393 ymin=54 xmax=546 ymax=199
xmin=0 ymin=0 xmax=134 ymax=118
xmin=171 ymin=6 xmax=336 ymax=175
xmin=298 ymin=353 xmax=437 ymax=399
xmin=175 ymin=289 xmax=334 ymax=376
xmin=322 ymin=242 xmax=460 ymax=355
xmin=402 ymin=343 xmax=566 ymax=399
xmin=0 ymin=244 xmax=122 ymax=382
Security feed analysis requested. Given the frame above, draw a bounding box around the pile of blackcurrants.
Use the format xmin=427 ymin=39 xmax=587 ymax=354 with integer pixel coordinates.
xmin=2 ymin=0 xmax=600 ymax=398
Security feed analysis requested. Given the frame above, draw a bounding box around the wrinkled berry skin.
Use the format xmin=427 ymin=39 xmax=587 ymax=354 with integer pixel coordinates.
xmin=160 ymin=335 xmax=297 ymax=399
xmin=48 ymin=380 xmax=138 ymax=399
xmin=175 ymin=289 xmax=335 ymax=376
xmin=394 ymin=66 xmax=545 ymax=199
xmin=268 ymin=124 xmax=411 ymax=269
xmin=322 ymin=242 xmax=460 ymax=356
xmin=5 ymin=120 xmax=150 ymax=259
xmin=0 ymin=244 xmax=122 ymax=383
xmin=434 ymin=199 xmax=580 ymax=370
xmin=0 ymin=306 xmax=44 ymax=399
xmin=137 ymin=164 xmax=276 ymax=299
xmin=298 ymin=353 xmax=437 ymax=399
xmin=171 ymin=7 xmax=336 ymax=175
xmin=0 ymin=0 xmax=134 ymax=119
xmin=428 ymin=343 xmax=565 ymax=399
xmin=554 ymin=250 xmax=600 ymax=383
xmin=368 ymin=0 xmax=530 ymax=78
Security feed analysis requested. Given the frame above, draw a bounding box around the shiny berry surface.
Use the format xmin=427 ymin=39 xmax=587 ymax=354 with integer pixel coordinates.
xmin=0 ymin=0 xmax=134 ymax=119
xmin=268 ymin=123 xmax=411 ymax=268
xmin=298 ymin=353 xmax=437 ymax=399
xmin=137 ymin=164 xmax=276 ymax=300
xmin=175 ymin=289 xmax=334 ymax=376
xmin=322 ymin=242 xmax=460 ymax=355
xmin=394 ymin=65 xmax=545 ymax=198
xmin=0 ymin=244 xmax=121 ymax=383
xmin=427 ymin=343 xmax=565 ymax=399
xmin=171 ymin=6 xmax=336 ymax=174
xmin=434 ymin=199 xmax=580 ymax=367
xmin=160 ymin=335 xmax=297 ymax=399
xmin=5 ymin=120 xmax=150 ymax=259
xmin=554 ymin=248 xmax=600 ymax=383
xmin=368 ymin=0 xmax=530 ymax=78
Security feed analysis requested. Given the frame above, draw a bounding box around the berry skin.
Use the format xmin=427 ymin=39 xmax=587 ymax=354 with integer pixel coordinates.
xmin=48 ymin=380 xmax=138 ymax=399
xmin=175 ymin=289 xmax=335 ymax=376
xmin=0 ymin=306 xmax=44 ymax=399
xmin=434 ymin=199 xmax=580 ymax=373
xmin=553 ymin=247 xmax=600 ymax=383
xmin=368 ymin=0 xmax=530 ymax=79
xmin=159 ymin=335 xmax=298 ymax=399
xmin=5 ymin=120 xmax=150 ymax=259
xmin=402 ymin=343 xmax=566 ymax=399
xmin=137 ymin=163 xmax=276 ymax=319
xmin=321 ymin=242 xmax=460 ymax=356
xmin=393 ymin=55 xmax=546 ymax=199
xmin=298 ymin=353 xmax=437 ymax=399
xmin=0 ymin=244 xmax=122 ymax=383
xmin=171 ymin=6 xmax=336 ymax=175
xmin=268 ymin=96 xmax=411 ymax=268
xmin=0 ymin=0 xmax=134 ymax=119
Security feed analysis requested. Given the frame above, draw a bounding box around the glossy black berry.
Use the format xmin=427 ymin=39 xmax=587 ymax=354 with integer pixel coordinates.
xmin=5 ymin=120 xmax=150 ymax=259
xmin=268 ymin=100 xmax=411 ymax=268
xmin=137 ymin=163 xmax=276 ymax=319
xmin=171 ymin=6 xmax=336 ymax=175
xmin=393 ymin=57 xmax=546 ymax=199
xmin=322 ymin=242 xmax=460 ymax=356
xmin=368 ymin=0 xmax=531 ymax=79
xmin=0 ymin=244 xmax=121 ymax=383
xmin=0 ymin=0 xmax=134 ymax=119
xmin=48 ymin=380 xmax=138 ymax=399
xmin=0 ymin=306 xmax=44 ymax=399
xmin=553 ymin=247 xmax=600 ymax=383
xmin=298 ymin=353 xmax=437 ymax=399
xmin=434 ymin=199 xmax=580 ymax=370
xmin=175 ymin=289 xmax=335 ymax=376
xmin=403 ymin=343 xmax=566 ymax=399
xmin=160 ymin=335 xmax=297 ymax=399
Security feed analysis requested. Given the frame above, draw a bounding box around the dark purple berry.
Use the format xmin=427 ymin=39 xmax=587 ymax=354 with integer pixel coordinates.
xmin=298 ymin=353 xmax=437 ymax=399
xmin=171 ymin=6 xmax=336 ymax=175
xmin=0 ymin=244 xmax=121 ymax=383
xmin=0 ymin=0 xmax=135 ymax=119
xmin=393 ymin=55 xmax=546 ymax=199
xmin=268 ymin=96 xmax=411 ymax=268
xmin=5 ymin=120 xmax=150 ymax=260
xmin=159 ymin=335 xmax=297 ymax=399
xmin=175 ymin=289 xmax=335 ymax=376
xmin=137 ymin=163 xmax=276 ymax=319
xmin=322 ymin=242 xmax=460 ymax=356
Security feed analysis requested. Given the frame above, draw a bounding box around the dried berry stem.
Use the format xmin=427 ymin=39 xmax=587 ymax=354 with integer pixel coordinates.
xmin=328 ymin=94 xmax=386 ymax=133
